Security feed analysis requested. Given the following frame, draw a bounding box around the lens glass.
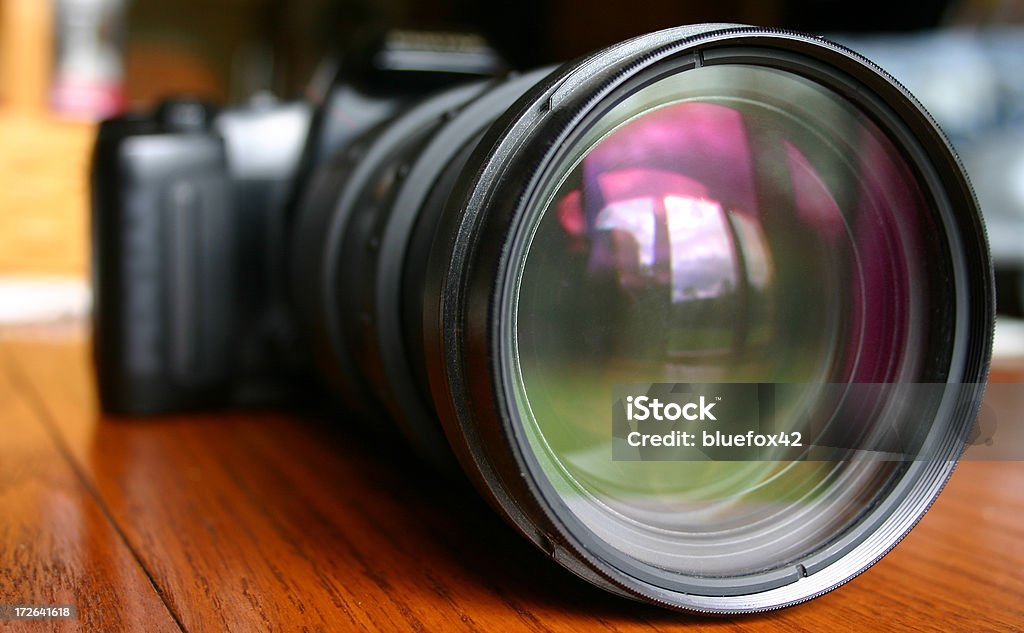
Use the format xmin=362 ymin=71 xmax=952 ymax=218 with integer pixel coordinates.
xmin=511 ymin=64 xmax=947 ymax=581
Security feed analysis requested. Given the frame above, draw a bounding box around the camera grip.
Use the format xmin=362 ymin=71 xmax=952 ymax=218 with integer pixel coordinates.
xmin=92 ymin=128 xmax=236 ymax=414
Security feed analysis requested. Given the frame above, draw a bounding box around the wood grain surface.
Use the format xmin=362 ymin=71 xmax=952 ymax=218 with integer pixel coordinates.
xmin=0 ymin=328 xmax=1022 ymax=632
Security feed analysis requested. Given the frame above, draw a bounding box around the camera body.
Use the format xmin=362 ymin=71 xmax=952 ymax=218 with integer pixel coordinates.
xmin=92 ymin=31 xmax=505 ymax=414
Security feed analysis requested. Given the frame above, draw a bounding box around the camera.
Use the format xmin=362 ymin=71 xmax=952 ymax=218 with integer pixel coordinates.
xmin=92 ymin=24 xmax=994 ymax=613
xmin=91 ymin=30 xmax=506 ymax=416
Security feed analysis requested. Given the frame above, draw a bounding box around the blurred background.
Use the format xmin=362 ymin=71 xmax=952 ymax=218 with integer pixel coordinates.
xmin=0 ymin=0 xmax=1022 ymax=349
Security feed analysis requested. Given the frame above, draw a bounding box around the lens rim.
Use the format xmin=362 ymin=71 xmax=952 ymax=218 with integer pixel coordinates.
xmin=423 ymin=25 xmax=994 ymax=613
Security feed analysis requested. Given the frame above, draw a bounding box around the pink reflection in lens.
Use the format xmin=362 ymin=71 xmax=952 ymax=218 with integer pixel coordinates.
xmin=547 ymin=96 xmax=927 ymax=373
xmin=565 ymin=102 xmax=768 ymax=310
xmin=581 ymin=101 xmax=757 ymax=216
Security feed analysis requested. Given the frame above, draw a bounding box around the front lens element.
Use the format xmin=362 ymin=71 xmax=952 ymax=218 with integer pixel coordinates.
xmin=511 ymin=64 xmax=950 ymax=583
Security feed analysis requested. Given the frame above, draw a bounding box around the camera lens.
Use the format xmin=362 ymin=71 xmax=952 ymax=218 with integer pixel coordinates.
xmin=514 ymin=62 xmax=944 ymax=580
xmin=293 ymin=25 xmax=993 ymax=613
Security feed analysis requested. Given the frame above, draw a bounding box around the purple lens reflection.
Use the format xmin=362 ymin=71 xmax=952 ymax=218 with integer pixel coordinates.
xmin=555 ymin=101 xmax=776 ymax=358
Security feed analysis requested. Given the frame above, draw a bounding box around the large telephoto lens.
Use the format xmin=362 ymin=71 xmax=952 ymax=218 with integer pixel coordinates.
xmin=290 ymin=24 xmax=993 ymax=613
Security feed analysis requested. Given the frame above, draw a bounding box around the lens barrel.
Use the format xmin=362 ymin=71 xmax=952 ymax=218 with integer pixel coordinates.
xmin=291 ymin=24 xmax=993 ymax=613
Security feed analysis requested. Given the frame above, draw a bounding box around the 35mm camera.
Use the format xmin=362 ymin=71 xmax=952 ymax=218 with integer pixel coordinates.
xmin=91 ymin=24 xmax=993 ymax=613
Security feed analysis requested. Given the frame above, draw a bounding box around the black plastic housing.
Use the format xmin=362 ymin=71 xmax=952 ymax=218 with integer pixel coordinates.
xmin=92 ymin=109 xmax=237 ymax=413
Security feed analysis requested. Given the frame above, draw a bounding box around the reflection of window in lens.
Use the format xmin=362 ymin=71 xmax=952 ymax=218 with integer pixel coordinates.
xmin=551 ymin=101 xmax=789 ymax=360
xmin=664 ymin=195 xmax=736 ymax=303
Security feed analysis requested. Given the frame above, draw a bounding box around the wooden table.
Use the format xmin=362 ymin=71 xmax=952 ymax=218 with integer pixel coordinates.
xmin=0 ymin=325 xmax=1021 ymax=632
